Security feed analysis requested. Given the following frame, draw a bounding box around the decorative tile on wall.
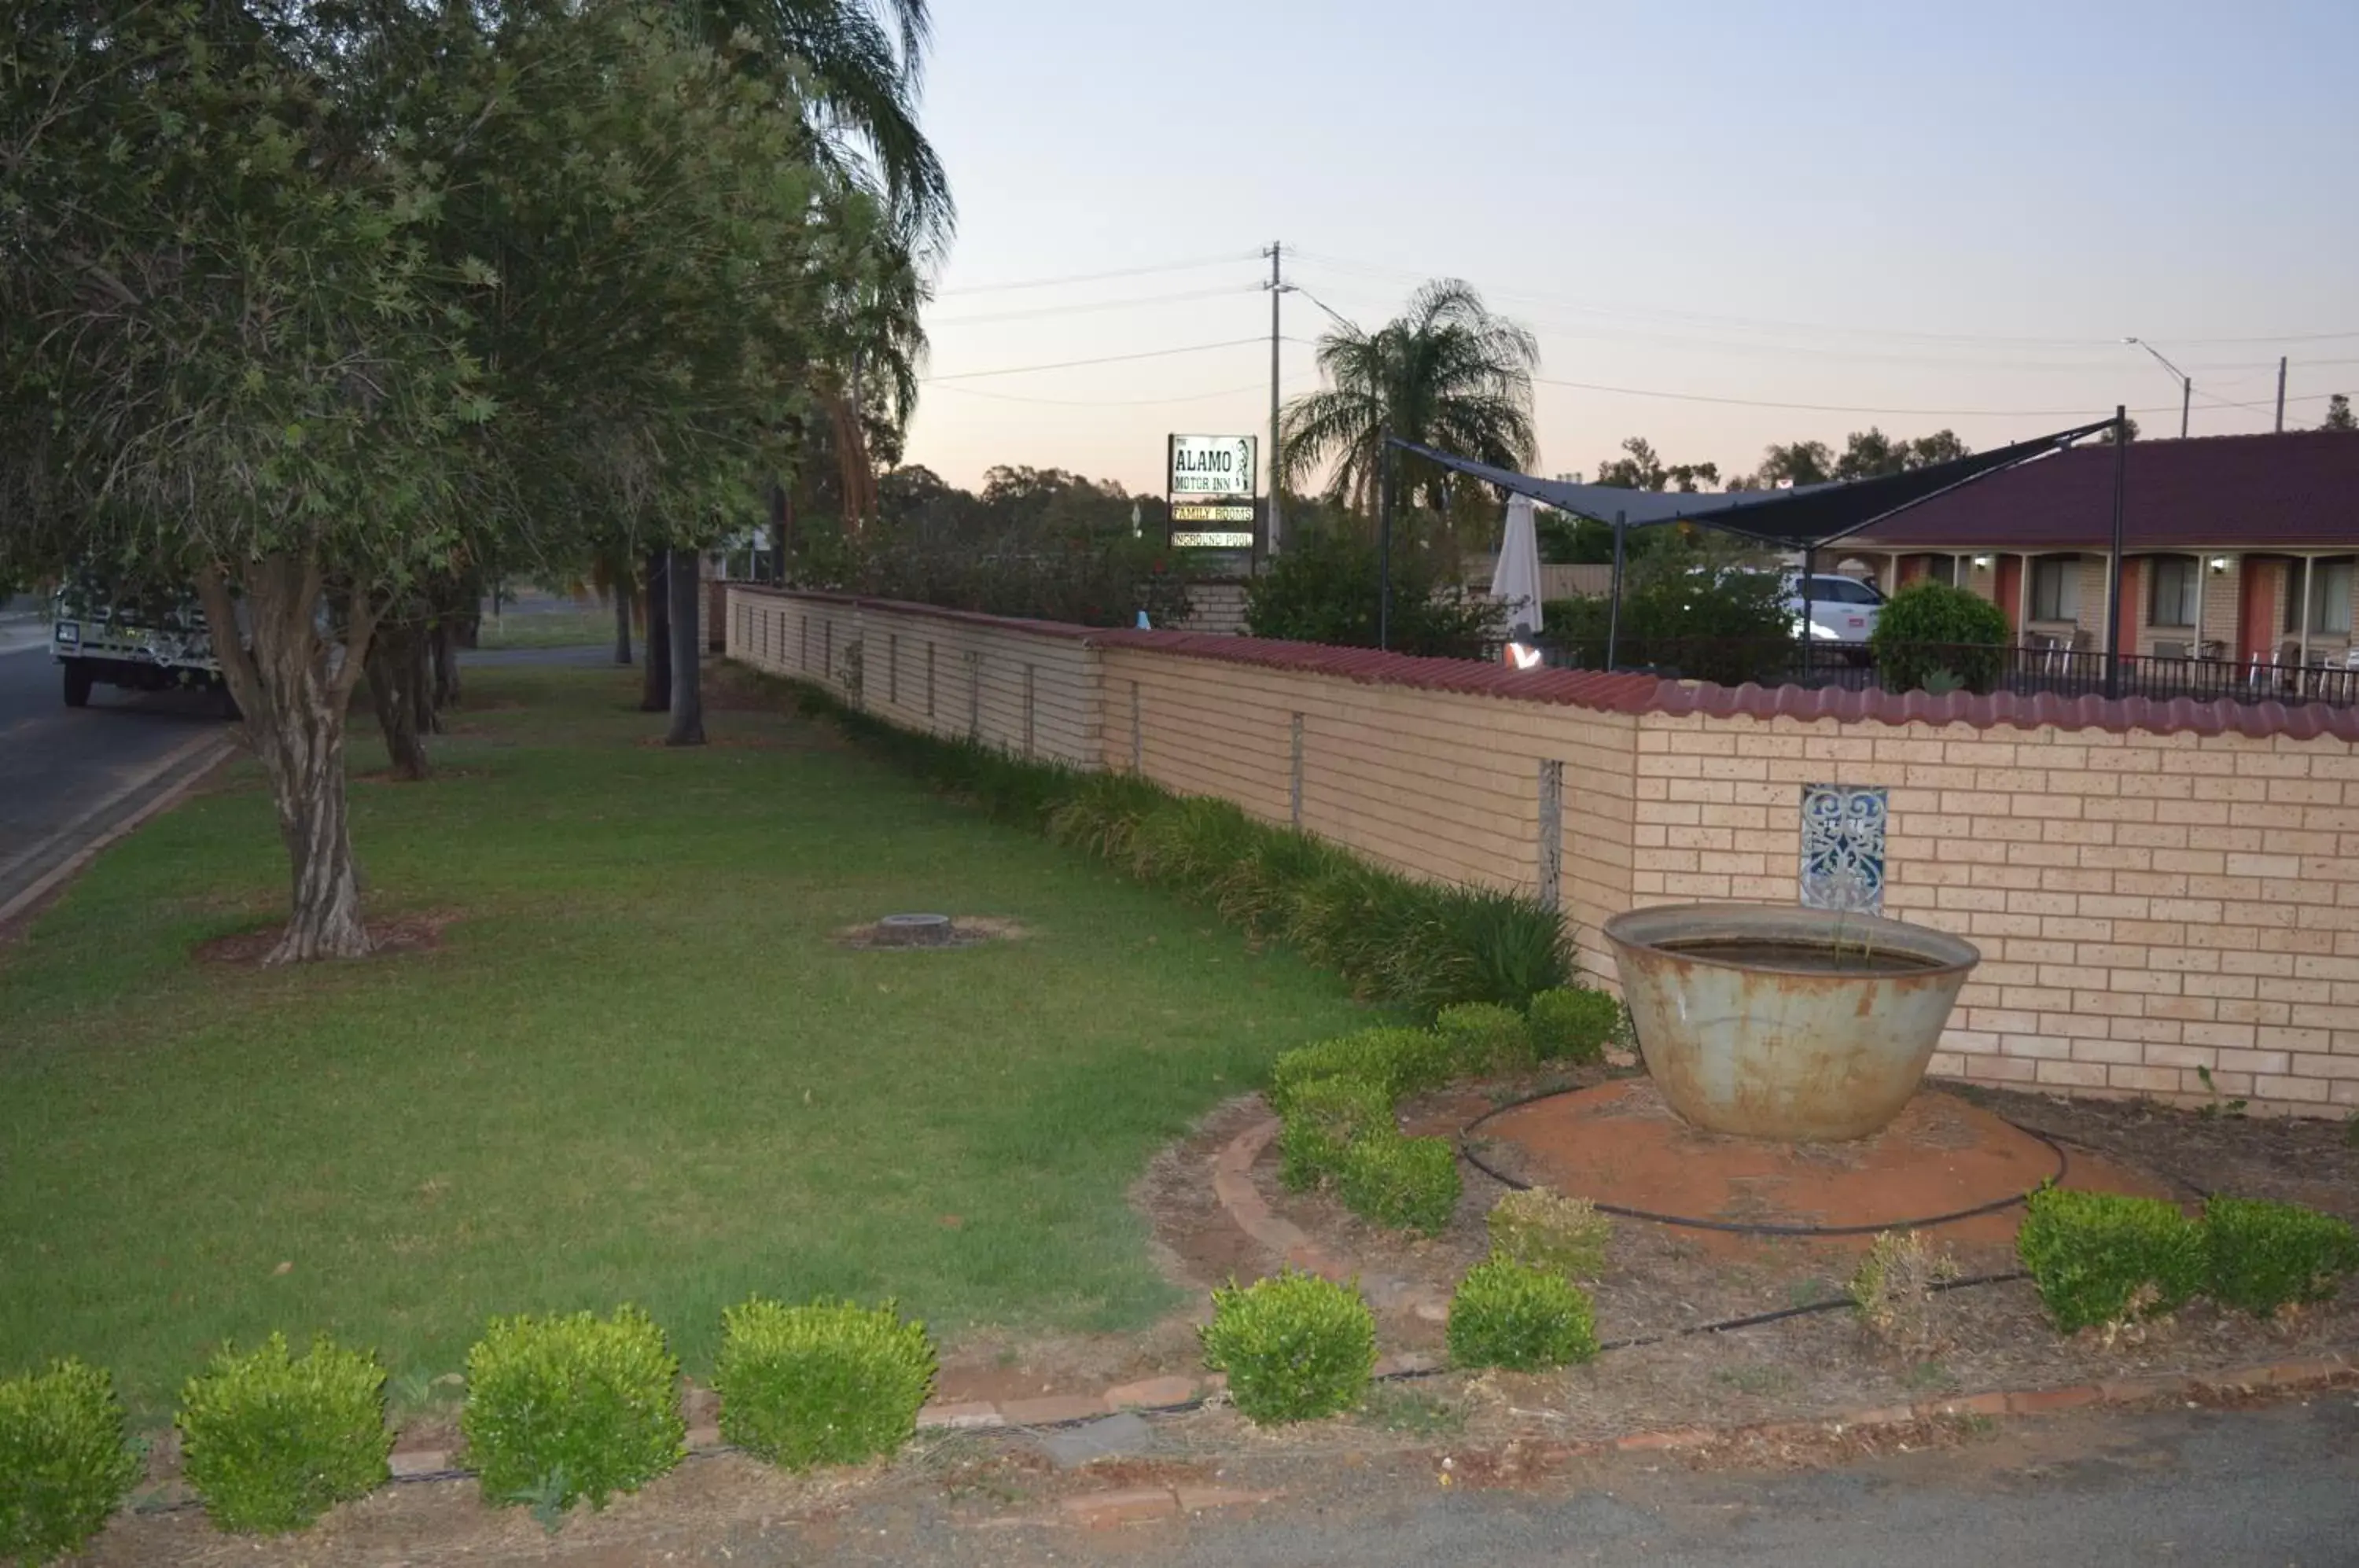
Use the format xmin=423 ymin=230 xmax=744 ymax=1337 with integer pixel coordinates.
xmin=1800 ymin=784 xmax=1889 ymax=914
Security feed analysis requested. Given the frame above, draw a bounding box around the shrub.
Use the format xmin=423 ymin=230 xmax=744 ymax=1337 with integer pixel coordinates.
xmin=0 ymin=1360 xmax=141 ymax=1564
xmin=1242 ymin=525 xmax=1500 ymax=660
xmin=2203 ymin=1197 xmax=2359 ymax=1316
xmin=1848 ymin=1230 xmax=1960 ymax=1357
xmin=1199 ymin=1272 xmax=1375 ymax=1425
xmin=2015 ymin=1187 xmax=2206 ymax=1333
xmin=1869 ymin=580 xmax=2010 ymax=695
xmin=1279 ymin=1074 xmax=1396 ymax=1191
xmin=1435 ymin=1003 xmax=1536 ymax=1076
xmin=176 ymin=1333 xmax=391 ymax=1534
xmin=1487 ymin=1187 xmax=1612 ymax=1279
xmin=1338 ymin=1132 xmax=1462 ymax=1235
xmin=712 ymin=1300 xmax=935 ymax=1470
xmin=1268 ymin=1028 xmax=1454 ymax=1117
xmin=1526 ymin=987 xmax=1623 ymax=1064
xmin=462 ymin=1307 xmax=683 ymax=1515
xmin=1446 ymin=1257 xmax=1600 ymax=1371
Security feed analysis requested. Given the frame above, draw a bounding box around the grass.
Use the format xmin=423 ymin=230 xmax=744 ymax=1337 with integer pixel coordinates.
xmin=0 ymin=663 xmax=1367 ymax=1418
xmin=475 ymin=603 xmax=615 ymax=650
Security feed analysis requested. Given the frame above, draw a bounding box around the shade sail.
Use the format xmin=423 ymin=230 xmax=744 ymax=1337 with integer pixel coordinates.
xmin=1390 ymin=418 xmax=2117 ymax=550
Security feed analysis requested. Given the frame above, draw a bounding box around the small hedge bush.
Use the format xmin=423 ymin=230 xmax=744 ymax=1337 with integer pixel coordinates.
xmin=1434 ymin=1003 xmax=1536 ymax=1076
xmin=1 ymin=1360 xmax=141 ymax=1565
xmin=1487 ymin=1187 xmax=1612 ymax=1278
xmin=1279 ymin=1074 xmax=1395 ymax=1191
xmin=175 ymin=1334 xmax=390 ymax=1535
xmin=1446 ymin=1257 xmax=1600 ymax=1371
xmin=2016 ymin=1187 xmax=2206 ymax=1333
xmin=2204 ymin=1197 xmax=2359 ymax=1316
xmin=1847 ymin=1229 xmax=1960 ymax=1357
xmin=1338 ymin=1132 xmax=1462 ymax=1235
xmin=1199 ymin=1272 xmax=1375 ymax=1425
xmin=712 ymin=1299 xmax=935 ymax=1470
xmin=462 ymin=1307 xmax=683 ymax=1514
xmin=1267 ymin=1028 xmax=1453 ymax=1117
xmin=1869 ymin=580 xmax=2011 ymax=695
xmin=1526 ymin=987 xmax=1623 ymax=1064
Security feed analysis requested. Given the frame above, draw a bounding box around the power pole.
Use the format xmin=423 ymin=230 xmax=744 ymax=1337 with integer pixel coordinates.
xmin=2276 ymin=356 xmax=2288 ymax=432
xmin=1264 ymin=241 xmax=1289 ymax=562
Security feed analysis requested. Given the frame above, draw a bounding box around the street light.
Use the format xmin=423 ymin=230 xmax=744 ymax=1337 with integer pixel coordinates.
xmin=2122 ymin=337 xmax=2191 ymax=438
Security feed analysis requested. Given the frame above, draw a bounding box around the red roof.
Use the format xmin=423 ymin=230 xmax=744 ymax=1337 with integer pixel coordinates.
xmin=1846 ymin=429 xmax=2359 ymax=551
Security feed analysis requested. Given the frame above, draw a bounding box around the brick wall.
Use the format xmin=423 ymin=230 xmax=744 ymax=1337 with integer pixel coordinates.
xmin=727 ymin=586 xmax=2359 ymax=1117
xmin=727 ymin=587 xmax=1101 ymax=767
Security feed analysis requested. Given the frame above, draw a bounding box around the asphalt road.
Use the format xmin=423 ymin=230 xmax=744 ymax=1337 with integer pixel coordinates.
xmin=0 ymin=637 xmax=235 ymax=915
xmin=670 ymin=1397 xmax=2359 ymax=1568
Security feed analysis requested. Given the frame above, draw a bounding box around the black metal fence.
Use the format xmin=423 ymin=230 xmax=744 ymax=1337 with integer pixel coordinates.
xmin=1500 ymin=636 xmax=2359 ymax=708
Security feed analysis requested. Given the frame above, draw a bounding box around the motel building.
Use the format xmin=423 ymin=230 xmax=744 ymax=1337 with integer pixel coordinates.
xmin=1837 ymin=429 xmax=2359 ymax=700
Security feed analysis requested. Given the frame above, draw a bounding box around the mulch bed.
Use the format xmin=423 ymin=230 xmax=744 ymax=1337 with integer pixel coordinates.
xmin=1135 ymin=1072 xmax=2359 ymax=1448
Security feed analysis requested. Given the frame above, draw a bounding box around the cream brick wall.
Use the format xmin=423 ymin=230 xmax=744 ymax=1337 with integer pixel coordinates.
xmin=1097 ymin=645 xmax=1640 ymax=981
xmin=1637 ymin=712 xmax=2359 ymax=1115
xmin=731 ymin=588 xmax=2359 ymax=1118
xmin=726 ymin=587 xmax=1102 ymax=767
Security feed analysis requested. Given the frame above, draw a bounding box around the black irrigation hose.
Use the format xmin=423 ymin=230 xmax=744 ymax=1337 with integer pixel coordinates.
xmin=1459 ymin=1084 xmax=2070 ymax=1239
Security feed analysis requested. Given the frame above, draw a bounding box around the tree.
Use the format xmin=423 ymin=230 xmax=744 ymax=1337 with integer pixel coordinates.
xmin=2 ymin=0 xmax=870 ymax=957
xmin=1592 ymin=437 xmax=1720 ymax=494
xmin=2 ymin=2 xmax=488 ymax=960
xmin=2099 ymin=416 xmax=2141 ymax=444
xmin=1748 ymin=440 xmax=1835 ymax=488
xmin=2325 ymin=394 xmax=2356 ymax=432
xmin=1243 ymin=523 xmax=1499 ymax=659
xmin=1277 ymin=280 xmax=1539 ymax=512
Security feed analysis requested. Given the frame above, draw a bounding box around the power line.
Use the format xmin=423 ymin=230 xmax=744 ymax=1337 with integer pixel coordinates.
xmin=930 ymin=375 xmax=1319 ymax=409
xmin=933 ymin=252 xmax=1260 ymax=297
xmin=1288 ymin=248 xmax=2359 ymax=351
xmin=919 ymin=337 xmax=1267 ymax=383
xmin=1526 ymin=373 xmax=2340 ymax=419
xmin=927 ymin=285 xmax=1259 ymax=329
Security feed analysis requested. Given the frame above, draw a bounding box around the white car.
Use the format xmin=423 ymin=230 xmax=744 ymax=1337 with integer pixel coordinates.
xmin=1787 ymin=572 xmax=1883 ymax=646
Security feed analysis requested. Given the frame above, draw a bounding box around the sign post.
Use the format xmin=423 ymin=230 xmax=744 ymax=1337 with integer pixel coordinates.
xmin=1165 ymin=435 xmax=1259 ymax=552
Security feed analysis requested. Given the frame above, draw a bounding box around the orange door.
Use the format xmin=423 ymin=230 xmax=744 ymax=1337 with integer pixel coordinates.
xmin=1897 ymin=555 xmax=1926 ymax=587
xmin=1994 ymin=555 xmax=2023 ymax=634
xmin=2238 ymin=558 xmax=2275 ymax=663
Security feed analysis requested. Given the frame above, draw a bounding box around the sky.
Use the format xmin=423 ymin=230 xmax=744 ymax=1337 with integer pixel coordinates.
xmin=898 ymin=0 xmax=2359 ymax=498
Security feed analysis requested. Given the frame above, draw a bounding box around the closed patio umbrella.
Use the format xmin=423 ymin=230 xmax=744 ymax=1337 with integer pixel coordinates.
xmin=1490 ymin=493 xmax=1544 ymax=639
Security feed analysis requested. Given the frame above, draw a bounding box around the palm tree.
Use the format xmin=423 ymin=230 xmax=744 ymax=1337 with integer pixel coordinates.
xmin=677 ymin=0 xmax=954 ymax=251
xmin=1279 ymin=279 xmax=1539 ymax=512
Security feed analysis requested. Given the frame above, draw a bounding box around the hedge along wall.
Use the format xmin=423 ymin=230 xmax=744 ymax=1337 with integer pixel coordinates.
xmin=727 ymin=586 xmax=2359 ymax=1118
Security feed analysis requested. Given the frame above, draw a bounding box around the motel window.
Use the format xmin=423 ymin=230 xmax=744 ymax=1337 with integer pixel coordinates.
xmin=2030 ymin=557 xmax=2080 ymax=622
xmin=2288 ymin=558 xmax=2357 ymax=636
xmin=2147 ymin=556 xmax=2199 ymax=628
xmin=1914 ymin=554 xmax=1960 ymax=587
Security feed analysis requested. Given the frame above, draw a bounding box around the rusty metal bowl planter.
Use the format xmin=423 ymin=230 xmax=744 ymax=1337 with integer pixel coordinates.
xmin=1602 ymin=904 xmax=1981 ymax=1143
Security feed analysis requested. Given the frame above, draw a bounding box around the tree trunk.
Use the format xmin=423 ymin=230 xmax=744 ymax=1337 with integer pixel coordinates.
xmin=196 ymin=555 xmax=378 ymax=963
xmin=431 ymin=616 xmax=462 ymax=709
xmin=665 ymin=546 xmax=704 ymax=746
xmin=613 ymin=583 xmax=634 ymax=665
xmin=365 ymin=620 xmax=432 ymax=782
xmin=410 ymin=629 xmax=439 ymax=737
xmin=640 ymin=549 xmax=671 ymax=712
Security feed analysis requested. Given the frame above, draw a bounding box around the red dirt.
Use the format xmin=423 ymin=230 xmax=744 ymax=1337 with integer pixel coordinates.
xmin=1476 ymin=1080 xmax=2169 ymax=1254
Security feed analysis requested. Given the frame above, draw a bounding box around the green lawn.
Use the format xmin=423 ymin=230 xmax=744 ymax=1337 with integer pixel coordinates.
xmin=474 ymin=603 xmax=615 ymax=650
xmin=0 ymin=664 xmax=1365 ymax=1416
